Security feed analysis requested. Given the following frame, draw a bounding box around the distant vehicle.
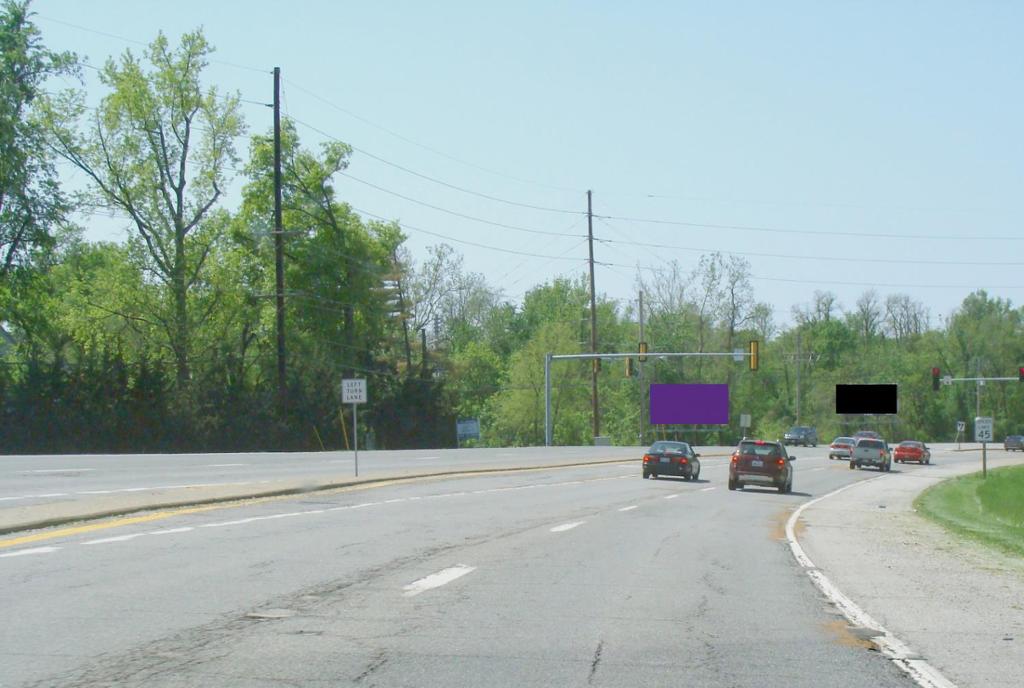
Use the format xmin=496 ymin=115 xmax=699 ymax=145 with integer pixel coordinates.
xmin=828 ymin=437 xmax=856 ymax=460
xmin=1004 ymin=435 xmax=1024 ymax=452
xmin=784 ymin=426 xmax=818 ymax=447
xmin=853 ymin=430 xmax=882 ymax=440
xmin=850 ymin=438 xmax=891 ymax=471
xmin=728 ymin=439 xmax=794 ymax=493
xmin=642 ymin=441 xmax=701 ymax=481
xmin=894 ymin=441 xmax=930 ymax=464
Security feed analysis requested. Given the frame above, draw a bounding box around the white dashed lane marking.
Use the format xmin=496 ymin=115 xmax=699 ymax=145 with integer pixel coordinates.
xmin=0 ymin=546 xmax=60 ymax=558
xmin=81 ymin=534 xmax=145 ymax=546
xmin=204 ymin=463 xmax=248 ymax=468
xmin=402 ymin=565 xmax=476 ymax=597
xmin=663 ymin=494 xmax=680 ymax=499
xmin=550 ymin=521 xmax=585 ymax=533
xmin=700 ymin=487 xmax=716 ymax=492
xmin=618 ymin=505 xmax=638 ymax=512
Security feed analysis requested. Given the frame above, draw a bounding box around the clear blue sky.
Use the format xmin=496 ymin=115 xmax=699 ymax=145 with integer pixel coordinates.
xmin=33 ymin=1 xmax=1024 ymax=328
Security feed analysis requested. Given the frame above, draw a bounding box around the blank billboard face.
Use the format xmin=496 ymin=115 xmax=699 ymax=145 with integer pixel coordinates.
xmin=835 ymin=384 xmax=898 ymax=415
xmin=649 ymin=384 xmax=729 ymax=425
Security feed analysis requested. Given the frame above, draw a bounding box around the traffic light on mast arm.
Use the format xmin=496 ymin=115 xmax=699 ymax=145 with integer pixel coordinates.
xmin=1019 ymin=366 xmax=1024 ymax=382
xmin=625 ymin=357 xmax=634 ymax=377
xmin=749 ymin=340 xmax=759 ymax=371
xmin=932 ymin=367 xmax=940 ymax=391
xmin=638 ymin=341 xmax=648 ymax=363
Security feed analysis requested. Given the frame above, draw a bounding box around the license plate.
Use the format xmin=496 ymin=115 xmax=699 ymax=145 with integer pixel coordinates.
xmin=659 ymin=457 xmax=671 ymax=463
xmin=751 ymin=459 xmax=763 ymax=467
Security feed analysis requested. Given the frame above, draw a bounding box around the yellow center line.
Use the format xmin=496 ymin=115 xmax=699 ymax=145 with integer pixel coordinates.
xmin=0 ymin=460 xmax=636 ymax=549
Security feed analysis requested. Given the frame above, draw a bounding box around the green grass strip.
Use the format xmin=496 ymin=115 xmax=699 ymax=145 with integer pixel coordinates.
xmin=915 ymin=464 xmax=1024 ymax=558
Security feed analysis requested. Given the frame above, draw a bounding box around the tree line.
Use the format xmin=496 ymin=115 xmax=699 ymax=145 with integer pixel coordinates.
xmin=2 ymin=4 xmax=1022 ymax=453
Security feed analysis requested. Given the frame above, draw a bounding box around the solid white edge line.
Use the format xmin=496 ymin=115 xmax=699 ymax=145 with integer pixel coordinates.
xmin=0 ymin=546 xmax=60 ymax=558
xmin=402 ymin=564 xmax=476 ymax=597
xmin=81 ymin=534 xmax=145 ymax=545
xmin=550 ymin=521 xmax=585 ymax=533
xmin=785 ymin=476 xmax=958 ymax=688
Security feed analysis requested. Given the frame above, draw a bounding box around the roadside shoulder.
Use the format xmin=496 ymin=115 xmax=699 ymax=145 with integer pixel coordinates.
xmin=797 ymin=458 xmax=1024 ymax=688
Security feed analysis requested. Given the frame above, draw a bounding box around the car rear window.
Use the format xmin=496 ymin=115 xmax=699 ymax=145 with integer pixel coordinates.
xmin=833 ymin=437 xmax=854 ymax=444
xmin=650 ymin=441 xmax=690 ymax=453
xmin=858 ymin=439 xmax=884 ymax=449
xmin=899 ymin=441 xmax=922 ymax=448
xmin=739 ymin=441 xmax=779 ymax=457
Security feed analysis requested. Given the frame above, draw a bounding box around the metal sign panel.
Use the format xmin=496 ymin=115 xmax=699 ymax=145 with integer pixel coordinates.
xmin=956 ymin=420 xmax=965 ymax=432
xmin=974 ymin=416 xmax=993 ymax=442
xmin=341 ymin=378 xmax=367 ymax=404
xmin=739 ymin=414 xmax=752 ymax=428
xmin=456 ymin=418 xmax=481 ymax=440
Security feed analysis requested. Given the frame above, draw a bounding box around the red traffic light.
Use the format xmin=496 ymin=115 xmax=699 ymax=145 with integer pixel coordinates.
xmin=932 ymin=367 xmax=940 ymax=391
xmin=931 ymin=367 xmax=940 ymax=377
xmin=1019 ymin=366 xmax=1024 ymax=381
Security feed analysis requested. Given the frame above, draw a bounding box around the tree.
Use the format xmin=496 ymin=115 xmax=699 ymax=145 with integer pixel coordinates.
xmin=43 ymin=29 xmax=244 ymax=386
xmin=0 ymin=1 xmax=78 ymax=282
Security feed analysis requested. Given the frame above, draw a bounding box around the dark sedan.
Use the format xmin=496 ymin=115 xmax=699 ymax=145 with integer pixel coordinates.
xmin=642 ymin=441 xmax=701 ymax=481
xmin=1005 ymin=435 xmax=1024 ymax=452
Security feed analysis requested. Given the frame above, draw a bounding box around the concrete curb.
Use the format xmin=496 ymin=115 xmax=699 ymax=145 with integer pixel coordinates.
xmin=0 ymin=456 xmax=641 ymax=537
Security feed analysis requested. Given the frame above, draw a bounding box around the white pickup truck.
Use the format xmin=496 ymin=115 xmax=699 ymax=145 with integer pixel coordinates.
xmin=850 ymin=437 xmax=891 ymax=472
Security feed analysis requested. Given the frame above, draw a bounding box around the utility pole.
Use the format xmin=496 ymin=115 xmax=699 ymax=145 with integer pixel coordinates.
xmin=587 ymin=189 xmax=599 ymax=439
xmin=795 ymin=330 xmax=801 ymax=424
xmin=638 ymin=290 xmax=645 ymax=445
xmin=273 ymin=67 xmax=286 ymax=408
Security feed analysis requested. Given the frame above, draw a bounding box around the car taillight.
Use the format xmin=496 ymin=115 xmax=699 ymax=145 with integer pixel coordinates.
xmin=879 ymin=451 xmax=885 ymax=458
xmin=777 ymin=458 xmax=785 ymax=466
xmin=643 ymin=455 xmax=652 ymax=462
xmin=679 ymin=457 xmax=688 ymax=464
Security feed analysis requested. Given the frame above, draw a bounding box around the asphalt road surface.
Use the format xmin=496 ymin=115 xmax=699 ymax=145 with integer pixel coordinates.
xmin=0 ymin=445 xmax=990 ymax=687
xmin=1 ymin=447 xmax=641 ymax=509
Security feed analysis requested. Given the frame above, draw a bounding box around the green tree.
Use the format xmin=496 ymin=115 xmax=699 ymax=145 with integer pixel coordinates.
xmin=43 ymin=29 xmax=244 ymax=386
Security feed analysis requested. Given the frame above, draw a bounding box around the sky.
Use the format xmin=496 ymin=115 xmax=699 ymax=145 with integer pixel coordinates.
xmin=31 ymin=1 xmax=1024 ymax=330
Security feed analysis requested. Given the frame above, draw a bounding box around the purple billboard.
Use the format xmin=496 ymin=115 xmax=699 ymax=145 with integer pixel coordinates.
xmin=649 ymin=384 xmax=730 ymax=425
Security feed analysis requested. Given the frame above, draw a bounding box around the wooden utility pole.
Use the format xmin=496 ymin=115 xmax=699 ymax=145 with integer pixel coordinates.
xmin=273 ymin=67 xmax=286 ymax=407
xmin=587 ymin=190 xmax=599 ymax=439
xmin=638 ymin=290 xmax=645 ymax=444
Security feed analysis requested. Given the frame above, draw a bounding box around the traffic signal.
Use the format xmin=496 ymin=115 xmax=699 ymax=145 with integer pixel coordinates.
xmin=626 ymin=357 xmax=634 ymax=377
xmin=593 ymin=358 xmax=601 ymax=373
xmin=749 ymin=340 xmax=759 ymax=371
xmin=932 ymin=367 xmax=940 ymax=391
xmin=1019 ymin=366 xmax=1024 ymax=382
xmin=638 ymin=341 xmax=648 ymax=363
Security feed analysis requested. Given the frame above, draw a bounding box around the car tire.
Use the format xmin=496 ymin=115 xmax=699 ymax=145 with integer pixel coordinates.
xmin=925 ymin=458 xmax=930 ymax=465
xmin=849 ymin=461 xmax=856 ymax=470
xmin=643 ymin=471 xmax=650 ymax=479
xmin=728 ymin=477 xmax=737 ymax=491
xmin=652 ymin=474 xmax=658 ymax=480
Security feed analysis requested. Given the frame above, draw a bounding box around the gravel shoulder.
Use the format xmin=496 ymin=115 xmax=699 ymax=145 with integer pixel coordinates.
xmin=797 ymin=452 xmax=1024 ymax=688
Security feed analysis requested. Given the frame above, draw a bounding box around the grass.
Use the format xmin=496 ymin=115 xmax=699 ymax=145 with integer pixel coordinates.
xmin=915 ymin=464 xmax=1024 ymax=557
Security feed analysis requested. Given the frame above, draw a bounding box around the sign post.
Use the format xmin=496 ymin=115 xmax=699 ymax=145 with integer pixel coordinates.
xmin=342 ymin=379 xmax=367 ymax=476
xmin=974 ymin=416 xmax=993 ymax=478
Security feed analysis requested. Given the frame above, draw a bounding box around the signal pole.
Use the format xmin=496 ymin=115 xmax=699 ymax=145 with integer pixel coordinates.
xmin=638 ymin=290 xmax=645 ymax=444
xmin=273 ymin=67 xmax=286 ymax=408
xmin=587 ymin=190 xmax=599 ymax=439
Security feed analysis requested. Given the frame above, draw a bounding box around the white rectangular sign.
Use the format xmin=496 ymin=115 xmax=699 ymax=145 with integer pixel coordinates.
xmin=974 ymin=416 xmax=993 ymax=443
xmin=739 ymin=414 xmax=751 ymax=428
xmin=342 ymin=378 xmax=367 ymax=404
xmin=956 ymin=420 xmax=966 ymax=433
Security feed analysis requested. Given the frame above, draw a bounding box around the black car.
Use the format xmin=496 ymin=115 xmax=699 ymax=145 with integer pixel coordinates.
xmin=642 ymin=441 xmax=701 ymax=480
xmin=783 ymin=426 xmax=818 ymax=447
xmin=1005 ymin=435 xmax=1024 ymax=452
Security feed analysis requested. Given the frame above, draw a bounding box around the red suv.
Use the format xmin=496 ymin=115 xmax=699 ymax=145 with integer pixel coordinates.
xmin=728 ymin=439 xmax=795 ymax=493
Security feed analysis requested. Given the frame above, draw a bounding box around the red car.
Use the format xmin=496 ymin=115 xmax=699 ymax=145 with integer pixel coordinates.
xmin=894 ymin=441 xmax=931 ymax=464
xmin=728 ymin=439 xmax=794 ymax=493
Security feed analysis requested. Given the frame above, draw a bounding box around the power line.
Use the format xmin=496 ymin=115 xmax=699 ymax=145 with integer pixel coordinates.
xmin=597 ymin=213 xmax=1024 ymax=242
xmin=289 ymin=116 xmax=581 ymax=215
xmin=340 ymin=173 xmax=585 ymax=239
xmin=604 ymin=261 xmax=1024 ymax=291
xmin=36 ymin=15 xmax=270 ymax=74
xmin=351 ymin=206 xmax=590 ymax=262
xmin=595 ymin=231 xmax=1024 ymax=267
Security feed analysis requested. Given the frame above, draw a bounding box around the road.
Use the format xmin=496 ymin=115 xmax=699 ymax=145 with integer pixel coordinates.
xmin=0 ymin=446 xmax=641 ymax=509
xmin=0 ymin=445 xmax=998 ymax=687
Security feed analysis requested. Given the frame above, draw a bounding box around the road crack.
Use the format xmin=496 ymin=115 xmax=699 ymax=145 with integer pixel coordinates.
xmin=587 ymin=639 xmax=604 ymax=684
